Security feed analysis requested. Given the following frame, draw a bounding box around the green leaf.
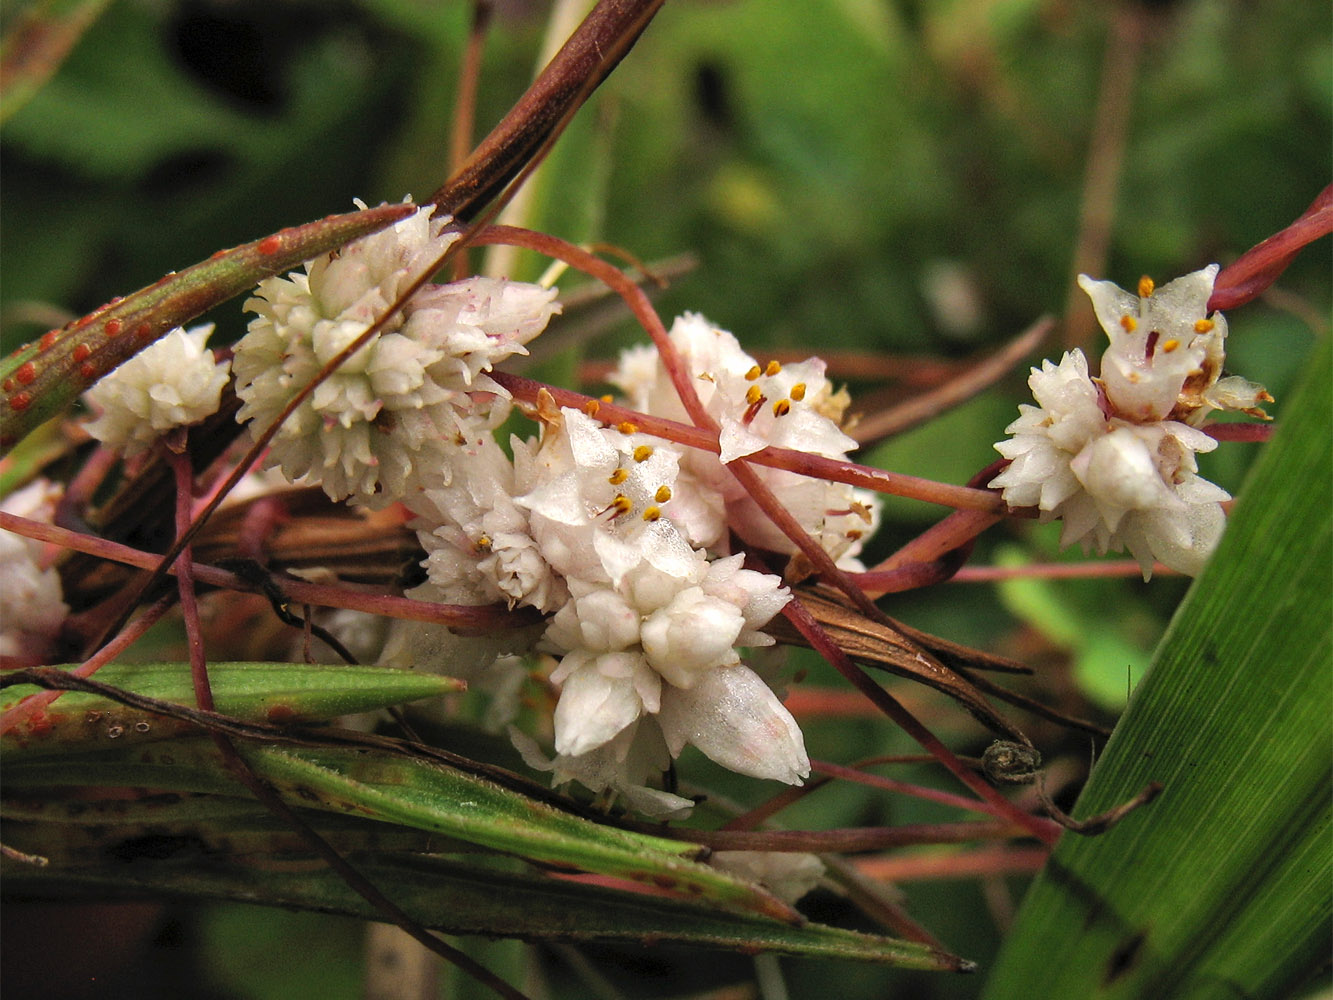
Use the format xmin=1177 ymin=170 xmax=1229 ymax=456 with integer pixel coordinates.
xmin=2 ymin=736 xmax=794 ymax=921
xmin=1 ymin=843 xmax=965 ymax=970
xmin=982 ymin=336 xmax=1332 ymax=999
xmin=1 ymin=661 xmax=464 ymax=758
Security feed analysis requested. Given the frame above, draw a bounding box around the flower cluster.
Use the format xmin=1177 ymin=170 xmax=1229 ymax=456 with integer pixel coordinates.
xmin=0 ymin=479 xmax=68 ymax=663
xmin=991 ymin=266 xmax=1270 ymax=577
xmin=83 ymin=324 xmax=230 ymax=456
xmin=110 ymin=202 xmax=884 ymax=815
xmin=232 ymin=204 xmax=559 ymax=507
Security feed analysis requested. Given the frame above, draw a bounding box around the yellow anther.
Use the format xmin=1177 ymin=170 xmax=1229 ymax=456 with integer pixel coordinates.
xmin=789 ymin=382 xmax=807 ymax=401
xmin=583 ymin=399 xmax=601 ymax=416
xmin=608 ymin=468 xmax=629 ymax=485
xmin=744 ymin=365 xmax=762 ymax=381
xmin=1119 ymin=315 xmax=1137 ymax=332
xmin=600 ymin=394 xmax=614 ymax=403
xmin=633 ymin=444 xmax=654 ymax=462
xmin=609 ymin=494 xmax=633 ymax=516
xmin=617 ymin=421 xmax=638 ymax=435
xmin=1138 ymin=276 xmax=1155 ymax=298
xmin=764 ymin=360 xmax=782 ymax=377
xmin=745 ymin=384 xmax=764 ymax=405
xmin=1161 ymin=338 xmax=1180 ymax=353
xmin=846 ymin=529 xmax=864 ymax=541
xmin=641 ymin=506 xmax=662 ymax=522
xmin=772 ymin=398 xmax=792 ymax=417
xmin=476 ymin=535 xmax=492 ymax=552
xmin=654 ymin=485 xmax=672 ymax=503
xmin=1194 ymin=318 xmax=1216 ymax=333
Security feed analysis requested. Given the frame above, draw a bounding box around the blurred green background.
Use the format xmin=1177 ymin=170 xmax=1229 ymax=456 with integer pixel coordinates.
xmin=1 ymin=0 xmax=1327 ymax=997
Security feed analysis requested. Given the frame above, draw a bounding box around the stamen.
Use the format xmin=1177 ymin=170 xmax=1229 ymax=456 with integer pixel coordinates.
xmin=1144 ymin=330 xmax=1160 ymax=361
xmin=772 ymin=399 xmax=792 ymax=417
xmin=1119 ymin=315 xmax=1137 ymax=332
xmin=633 ymin=444 xmax=654 ymax=462
xmin=602 ymin=494 xmax=633 ymax=518
xmin=789 ymin=382 xmax=807 ymax=401
xmin=744 ymin=365 xmax=762 ymax=381
xmin=617 ymin=421 xmax=638 ymax=435
xmin=1138 ymin=276 xmax=1155 ymax=298
xmin=641 ymin=506 xmax=662 ymax=522
xmin=764 ymin=360 xmax=782 ymax=377
xmin=742 ymin=400 xmax=764 ymax=425
xmin=745 ymin=384 xmax=764 ymax=405
xmin=654 ymin=485 xmax=672 ymax=503
xmin=608 ymin=468 xmax=629 ymax=485
xmin=600 ymin=394 xmax=614 ymax=403
xmin=583 ymin=399 xmax=601 ymax=417
xmin=476 ymin=535 xmax=492 ymax=552
xmin=1194 ymin=318 xmax=1215 ymax=333
xmin=1161 ymin=338 xmax=1180 ymax=353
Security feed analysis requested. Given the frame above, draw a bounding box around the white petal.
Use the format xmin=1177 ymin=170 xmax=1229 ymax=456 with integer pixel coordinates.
xmin=656 ymin=665 xmax=809 ymax=784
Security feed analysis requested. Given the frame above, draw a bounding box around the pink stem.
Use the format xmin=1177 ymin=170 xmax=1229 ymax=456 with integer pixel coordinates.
xmin=493 ymin=372 xmax=1003 ymax=511
xmin=853 ymin=845 xmax=1050 ymax=883
xmin=1204 ymin=422 xmax=1274 ymax=443
xmin=779 ymin=594 xmax=1061 ymax=845
xmin=0 ymin=512 xmax=535 ymax=631
xmin=951 ymin=560 xmax=1180 ymax=582
xmin=168 ymin=444 xmax=215 ymax=712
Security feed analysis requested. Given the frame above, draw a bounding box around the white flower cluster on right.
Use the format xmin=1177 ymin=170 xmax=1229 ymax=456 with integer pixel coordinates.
xmin=991 ymin=266 xmax=1271 ymax=577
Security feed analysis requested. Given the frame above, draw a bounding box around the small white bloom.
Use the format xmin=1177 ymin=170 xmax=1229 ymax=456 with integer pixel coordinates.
xmin=993 ymin=266 xmax=1267 ymax=578
xmin=0 ymin=479 xmax=69 ymax=662
xmin=411 ymin=432 xmax=562 ymax=613
xmin=1079 ymin=266 xmax=1271 ymax=426
xmin=608 ymin=313 xmax=879 ymax=567
xmin=84 ymin=324 xmax=229 ymax=455
xmin=511 ymin=719 xmax=697 ymax=820
xmin=539 ymin=549 xmax=800 ymax=787
xmin=516 ymin=407 xmax=698 ymax=587
xmin=234 ymin=203 xmax=559 ymax=506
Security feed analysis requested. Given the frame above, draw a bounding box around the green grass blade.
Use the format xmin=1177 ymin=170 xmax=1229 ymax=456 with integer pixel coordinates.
xmin=2 ymin=661 xmax=463 ymax=758
xmin=983 ymin=336 xmax=1332 ymax=999
xmin=0 ymin=849 xmax=967 ymax=970
xmin=2 ymin=736 xmax=796 ymax=920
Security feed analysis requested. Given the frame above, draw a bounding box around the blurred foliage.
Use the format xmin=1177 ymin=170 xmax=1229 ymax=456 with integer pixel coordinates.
xmin=0 ymin=0 xmax=1328 ymax=997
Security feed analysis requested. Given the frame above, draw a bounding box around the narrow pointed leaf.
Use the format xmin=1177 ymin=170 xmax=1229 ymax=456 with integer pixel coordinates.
xmin=1 ymin=661 xmax=463 ymax=757
xmin=983 ymin=337 xmax=1332 ymax=999
xmin=2 ymin=737 xmax=797 ymax=920
xmin=1 ymin=849 xmax=967 ymax=970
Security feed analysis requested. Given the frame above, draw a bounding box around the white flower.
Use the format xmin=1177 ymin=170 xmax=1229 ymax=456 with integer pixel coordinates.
xmin=516 ymin=407 xmax=699 ymax=587
xmin=83 ymin=324 xmax=229 ymax=455
xmin=992 ymin=267 xmax=1267 ymax=578
xmin=0 ymin=479 xmax=69 ymax=662
xmin=609 ymin=313 xmax=879 ymax=567
xmin=233 ymin=203 xmax=559 ymax=506
xmin=539 ymin=557 xmax=804 ymax=787
xmin=511 ymin=720 xmax=697 ymax=820
xmin=411 ymin=432 xmax=563 ymax=613
xmin=1079 ymin=266 xmax=1271 ymax=426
